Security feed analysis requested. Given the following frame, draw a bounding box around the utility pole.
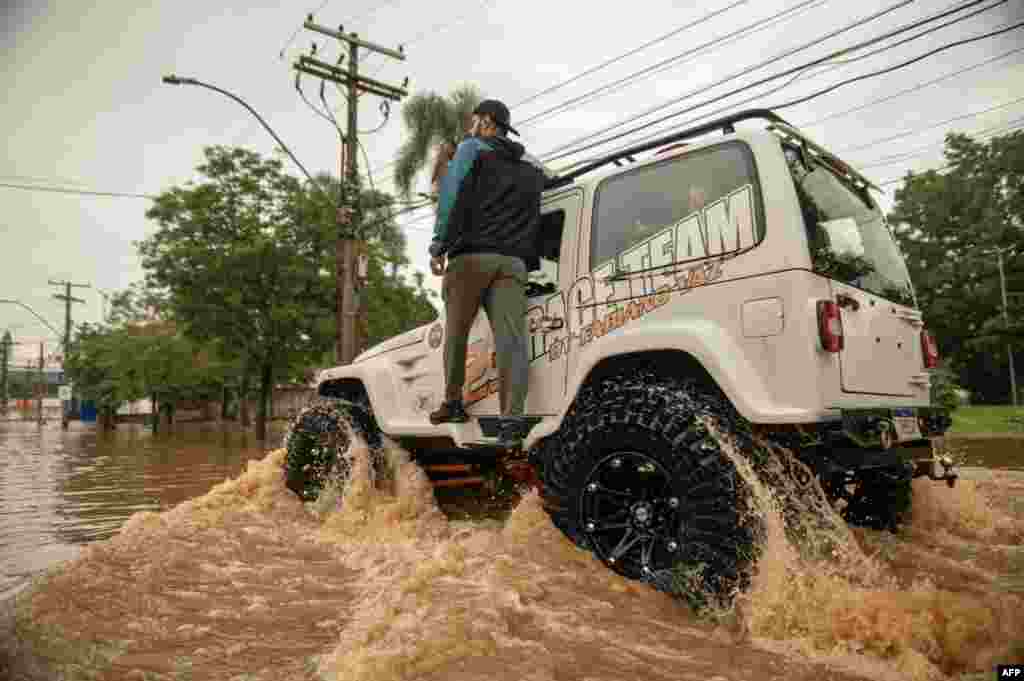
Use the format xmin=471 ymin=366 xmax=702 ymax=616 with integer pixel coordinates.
xmin=50 ymin=279 xmax=89 ymax=427
xmin=995 ymin=249 xmax=1018 ymax=406
xmin=50 ymin=280 xmax=90 ymax=360
xmin=0 ymin=330 xmax=10 ymax=415
xmin=293 ymin=16 xmax=408 ymax=364
xmin=37 ymin=341 xmax=44 ymax=426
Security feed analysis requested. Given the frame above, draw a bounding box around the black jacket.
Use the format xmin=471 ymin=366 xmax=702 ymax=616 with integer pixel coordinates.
xmin=430 ymin=136 xmax=547 ymax=270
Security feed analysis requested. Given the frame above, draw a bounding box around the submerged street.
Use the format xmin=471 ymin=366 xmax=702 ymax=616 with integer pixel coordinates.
xmin=1 ymin=420 xmax=1022 ymax=681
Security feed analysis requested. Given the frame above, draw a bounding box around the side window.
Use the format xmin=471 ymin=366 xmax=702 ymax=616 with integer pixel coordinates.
xmin=528 ymin=208 xmax=564 ymax=296
xmin=591 ymin=142 xmax=763 ymax=272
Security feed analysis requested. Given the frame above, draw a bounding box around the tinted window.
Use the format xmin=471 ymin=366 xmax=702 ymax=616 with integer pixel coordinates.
xmin=591 ymin=142 xmax=763 ymax=271
xmin=787 ymin=150 xmax=914 ymax=305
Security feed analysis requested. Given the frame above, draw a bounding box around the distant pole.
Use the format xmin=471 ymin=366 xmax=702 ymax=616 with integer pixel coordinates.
xmin=0 ymin=331 xmax=10 ymax=414
xmin=50 ymin=279 xmax=89 ymax=426
xmin=37 ymin=341 xmax=44 ymax=426
xmin=996 ymin=249 xmax=1018 ymax=406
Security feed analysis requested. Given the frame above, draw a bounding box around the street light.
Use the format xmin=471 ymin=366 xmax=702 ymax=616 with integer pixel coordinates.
xmin=161 ymin=74 xmax=331 ymax=203
xmin=0 ymin=299 xmax=62 ymax=339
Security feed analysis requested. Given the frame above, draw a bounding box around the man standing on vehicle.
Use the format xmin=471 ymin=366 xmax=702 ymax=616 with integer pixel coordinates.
xmin=427 ymin=99 xmax=547 ymax=448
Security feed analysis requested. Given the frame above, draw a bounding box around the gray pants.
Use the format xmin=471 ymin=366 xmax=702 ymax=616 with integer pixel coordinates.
xmin=442 ymin=253 xmax=528 ymax=416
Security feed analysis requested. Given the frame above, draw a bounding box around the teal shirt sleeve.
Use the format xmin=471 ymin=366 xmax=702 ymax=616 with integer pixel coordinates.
xmin=430 ymin=137 xmax=486 ymax=256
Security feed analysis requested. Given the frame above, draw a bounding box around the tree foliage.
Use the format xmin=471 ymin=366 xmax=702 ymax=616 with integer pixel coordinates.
xmin=393 ymin=85 xmax=481 ymax=200
xmin=888 ymin=129 xmax=1024 ymax=403
xmin=135 ymin=146 xmax=436 ymax=437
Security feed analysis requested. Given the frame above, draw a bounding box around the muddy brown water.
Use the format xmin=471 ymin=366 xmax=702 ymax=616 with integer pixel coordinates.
xmin=1 ymin=420 xmax=1023 ymax=681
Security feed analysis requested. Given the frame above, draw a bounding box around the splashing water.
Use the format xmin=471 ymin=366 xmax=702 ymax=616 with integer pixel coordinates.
xmin=698 ymin=419 xmax=1024 ymax=681
xmin=6 ymin=420 xmax=1023 ymax=681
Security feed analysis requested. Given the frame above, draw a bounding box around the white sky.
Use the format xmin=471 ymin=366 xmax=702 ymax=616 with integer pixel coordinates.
xmin=3 ymin=0 xmax=1023 ymax=364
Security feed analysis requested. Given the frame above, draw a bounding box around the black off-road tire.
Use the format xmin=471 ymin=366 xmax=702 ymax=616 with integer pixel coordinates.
xmin=839 ymin=465 xmax=914 ymax=533
xmin=282 ymin=396 xmax=382 ymax=501
xmin=539 ymin=371 xmax=764 ymax=607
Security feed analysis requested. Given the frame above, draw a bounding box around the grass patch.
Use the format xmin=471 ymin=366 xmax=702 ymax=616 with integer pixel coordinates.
xmin=949 ymin=405 xmax=1024 ymax=435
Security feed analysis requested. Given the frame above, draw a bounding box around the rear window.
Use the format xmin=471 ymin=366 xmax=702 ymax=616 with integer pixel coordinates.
xmin=591 ymin=141 xmax=764 ymax=272
xmin=787 ymin=148 xmax=914 ymax=305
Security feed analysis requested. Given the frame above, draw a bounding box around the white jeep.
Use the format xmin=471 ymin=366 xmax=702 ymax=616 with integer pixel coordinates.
xmin=283 ymin=109 xmax=955 ymax=600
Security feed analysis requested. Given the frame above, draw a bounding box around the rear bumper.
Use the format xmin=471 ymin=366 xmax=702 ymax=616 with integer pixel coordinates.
xmin=825 ymin=406 xmax=957 ymax=486
xmin=840 ymin=406 xmax=952 ymax=446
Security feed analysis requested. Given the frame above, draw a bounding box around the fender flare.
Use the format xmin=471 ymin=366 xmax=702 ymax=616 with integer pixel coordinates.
xmin=525 ymin=319 xmax=808 ymax=450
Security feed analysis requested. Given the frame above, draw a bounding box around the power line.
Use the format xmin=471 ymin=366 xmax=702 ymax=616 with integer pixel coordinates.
xmin=855 ymin=115 xmax=1024 ymax=169
xmin=511 ymin=0 xmax=751 ymax=113
xmin=796 ymin=44 xmax=1024 ymax=128
xmin=361 ymin=0 xmax=786 ymax=182
xmin=517 ymin=0 xmax=834 ymax=131
xmin=834 ymin=94 xmax=1024 ymax=154
xmin=566 ymin=37 xmax=1024 ymax=170
xmin=878 ymin=164 xmax=952 ymax=187
xmin=539 ymin=0 xmax=993 ymax=163
xmin=768 ymin=19 xmax=1024 ymax=111
xmin=0 ymin=182 xmax=157 ymax=199
xmin=364 ymin=0 xmax=493 ymax=76
xmin=279 ymin=0 xmax=333 ymax=59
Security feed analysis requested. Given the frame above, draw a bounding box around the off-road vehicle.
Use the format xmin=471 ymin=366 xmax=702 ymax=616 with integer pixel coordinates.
xmin=283 ymin=109 xmax=956 ymax=599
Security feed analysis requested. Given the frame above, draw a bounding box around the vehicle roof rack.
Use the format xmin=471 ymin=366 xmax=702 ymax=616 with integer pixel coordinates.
xmin=767 ymin=122 xmax=882 ymax=193
xmin=544 ymin=108 xmax=791 ymax=190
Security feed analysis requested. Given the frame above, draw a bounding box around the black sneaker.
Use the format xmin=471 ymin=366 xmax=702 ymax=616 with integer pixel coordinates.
xmin=429 ymin=400 xmax=469 ymax=425
xmin=497 ymin=416 xmax=527 ymax=449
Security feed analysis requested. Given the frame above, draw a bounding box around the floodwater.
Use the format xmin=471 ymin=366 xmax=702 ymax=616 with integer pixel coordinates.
xmin=1 ymin=420 xmax=1023 ymax=681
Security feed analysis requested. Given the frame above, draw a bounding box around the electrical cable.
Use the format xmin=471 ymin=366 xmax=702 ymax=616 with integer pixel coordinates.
xmin=364 ymin=0 xmax=493 ymax=76
xmin=359 ymin=101 xmax=391 ymax=135
xmin=0 ymin=182 xmax=157 ymax=199
xmin=797 ymin=44 xmax=1024 ymax=128
xmin=834 ymin=94 xmax=1024 ymax=154
xmin=577 ymin=40 xmax=1024 ymax=169
xmin=279 ymin=0 xmax=333 ymax=59
xmin=517 ymin=0 xmax=835 ymax=131
xmin=296 ymin=72 xmax=345 ymax=137
xmin=540 ymin=0 xmax=991 ymax=163
xmin=853 ymin=115 xmax=1024 ymax=170
xmin=361 ymin=0 xmax=823 ymax=182
xmin=511 ymin=0 xmax=751 ymax=112
xmin=768 ymin=20 xmax=1024 ymax=111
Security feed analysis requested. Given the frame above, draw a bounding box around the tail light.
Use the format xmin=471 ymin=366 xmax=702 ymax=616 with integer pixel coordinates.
xmin=921 ymin=329 xmax=939 ymax=368
xmin=817 ymin=300 xmax=844 ymax=353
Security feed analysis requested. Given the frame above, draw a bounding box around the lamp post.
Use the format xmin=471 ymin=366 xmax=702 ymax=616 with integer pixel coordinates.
xmin=161 ymin=75 xmax=329 ymax=203
xmin=0 ymin=300 xmax=62 ymax=425
xmin=0 ymin=299 xmax=63 ymax=339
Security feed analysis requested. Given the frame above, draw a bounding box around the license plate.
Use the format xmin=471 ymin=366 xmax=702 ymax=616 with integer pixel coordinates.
xmin=893 ymin=415 xmax=922 ymax=441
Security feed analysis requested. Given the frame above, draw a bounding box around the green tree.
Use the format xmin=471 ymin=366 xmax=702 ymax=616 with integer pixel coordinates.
xmin=140 ymin=146 xmax=337 ymax=441
xmin=393 ymin=85 xmax=480 ymax=200
xmin=888 ymin=130 xmax=1024 ymax=403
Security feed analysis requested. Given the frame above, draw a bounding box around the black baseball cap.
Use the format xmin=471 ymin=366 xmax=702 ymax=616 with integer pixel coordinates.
xmin=473 ymin=99 xmax=519 ymax=136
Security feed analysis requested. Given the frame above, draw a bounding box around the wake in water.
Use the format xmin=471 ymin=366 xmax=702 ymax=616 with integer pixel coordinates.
xmin=6 ymin=422 xmax=1023 ymax=681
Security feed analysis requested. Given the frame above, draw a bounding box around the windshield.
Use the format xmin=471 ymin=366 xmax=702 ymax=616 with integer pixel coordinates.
xmin=789 ymin=152 xmax=914 ymax=306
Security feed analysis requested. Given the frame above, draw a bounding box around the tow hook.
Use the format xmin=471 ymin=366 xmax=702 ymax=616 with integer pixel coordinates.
xmin=914 ymin=453 xmax=958 ymax=488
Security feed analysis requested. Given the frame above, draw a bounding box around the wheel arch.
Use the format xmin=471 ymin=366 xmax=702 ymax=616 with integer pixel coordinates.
xmin=318 ymin=377 xmax=369 ymax=403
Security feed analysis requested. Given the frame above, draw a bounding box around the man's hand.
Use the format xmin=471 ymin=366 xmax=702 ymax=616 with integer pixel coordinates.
xmin=430 ymin=255 xmax=446 ymax=276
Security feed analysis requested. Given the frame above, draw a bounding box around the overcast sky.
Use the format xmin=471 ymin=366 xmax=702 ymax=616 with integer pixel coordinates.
xmin=3 ymin=0 xmax=1022 ymax=365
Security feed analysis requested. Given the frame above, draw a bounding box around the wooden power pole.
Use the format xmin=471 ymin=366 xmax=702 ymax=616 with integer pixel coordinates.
xmin=293 ymin=16 xmax=407 ymax=365
xmin=50 ymin=279 xmax=90 ymax=360
xmin=50 ymin=279 xmax=90 ymax=427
